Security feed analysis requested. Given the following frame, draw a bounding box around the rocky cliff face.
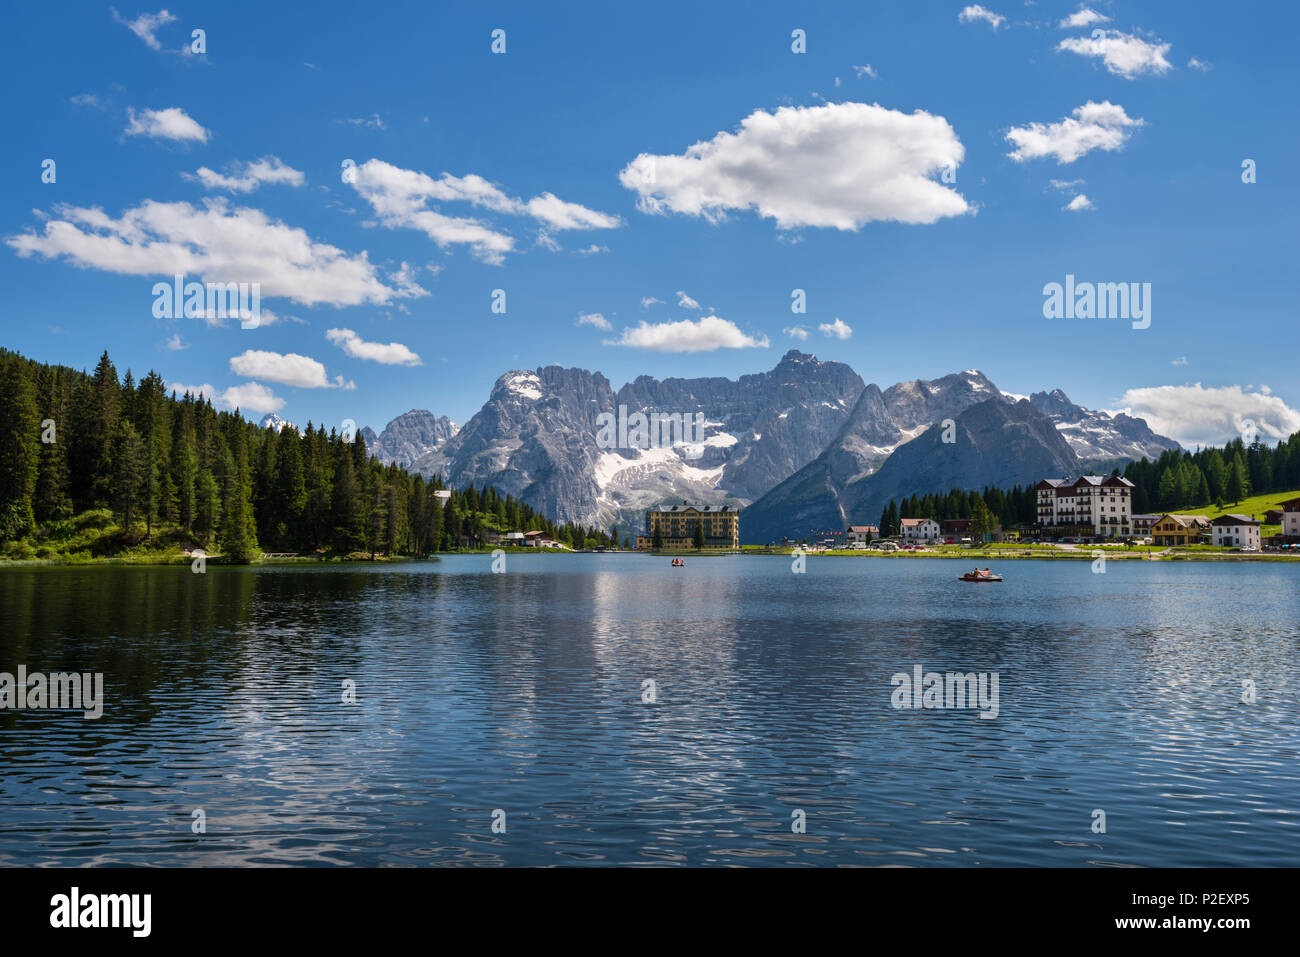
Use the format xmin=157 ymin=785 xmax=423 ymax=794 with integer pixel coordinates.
xmin=735 ymin=370 xmax=1012 ymax=541
xmin=1024 ymin=389 xmax=1179 ymax=464
xmin=839 ymin=397 xmax=1081 ymax=534
xmin=379 ymin=356 xmax=1177 ymax=539
xmin=407 ymin=351 xmax=863 ymax=528
xmin=362 ymin=410 xmax=458 ymax=468
xmin=410 ymin=367 xmax=617 ymax=524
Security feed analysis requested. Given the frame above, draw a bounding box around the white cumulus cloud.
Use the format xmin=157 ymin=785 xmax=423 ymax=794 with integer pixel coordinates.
xmin=1057 ymin=29 xmax=1173 ymax=78
xmin=605 ymin=315 xmax=770 ymax=353
xmin=1006 ymin=101 xmax=1144 ymax=164
xmin=819 ymin=318 xmax=853 ymax=339
xmin=229 ymin=349 xmax=335 ymax=389
xmin=125 ymin=106 xmax=209 ymax=143
xmin=619 ymin=102 xmax=969 ymax=230
xmin=112 ymin=7 xmax=176 ymax=50
xmin=1059 ymin=6 xmax=1110 ymax=28
xmin=784 ymin=325 xmax=809 ymax=340
xmin=348 ymin=159 xmax=619 ymax=265
xmin=958 ymin=5 xmax=1006 ymax=29
xmin=1116 ymin=383 xmax=1300 ymax=447
xmin=325 ymin=328 xmax=422 ymax=366
xmin=187 ymin=157 xmax=305 ymax=193
xmin=6 ymin=198 xmax=412 ymax=307
xmin=576 ymin=312 xmax=612 ymax=331
xmin=1063 ymin=193 xmax=1094 ymax=211
xmin=524 ymin=193 xmax=621 ymax=231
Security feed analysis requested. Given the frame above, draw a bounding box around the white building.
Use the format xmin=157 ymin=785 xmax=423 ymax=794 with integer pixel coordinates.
xmin=1036 ymin=475 xmax=1134 ymax=538
xmin=846 ymin=525 xmax=879 ymax=544
xmin=900 ymin=518 xmax=940 ymax=543
xmin=1210 ymin=514 xmax=1260 ymax=549
xmin=1283 ymin=498 xmax=1300 ymax=539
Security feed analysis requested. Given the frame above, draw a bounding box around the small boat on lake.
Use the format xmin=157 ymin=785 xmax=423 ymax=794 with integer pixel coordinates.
xmin=959 ymin=568 xmax=1002 ymax=583
xmin=671 ymin=558 xmax=686 ymax=567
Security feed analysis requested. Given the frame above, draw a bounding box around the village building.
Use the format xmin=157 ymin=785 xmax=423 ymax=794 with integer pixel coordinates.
xmin=1210 ymin=514 xmax=1261 ymax=549
xmin=1035 ymin=475 xmax=1135 ymax=539
xmin=942 ymin=519 xmax=973 ymax=540
xmin=640 ymin=504 xmax=740 ymax=549
xmin=900 ymin=517 xmax=940 ymax=543
xmin=1282 ymin=498 xmax=1300 ymax=541
xmin=1132 ymin=514 xmax=1159 ymax=538
xmin=846 ymin=525 xmax=879 ymax=544
xmin=1151 ymin=514 xmax=1211 ymax=547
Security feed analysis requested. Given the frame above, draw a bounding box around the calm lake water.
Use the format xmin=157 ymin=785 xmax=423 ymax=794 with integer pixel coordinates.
xmin=1 ymin=555 xmax=1297 ymax=867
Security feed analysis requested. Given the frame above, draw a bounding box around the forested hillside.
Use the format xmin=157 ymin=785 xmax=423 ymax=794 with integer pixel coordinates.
xmin=0 ymin=348 xmax=614 ymax=561
xmin=875 ymin=433 xmax=1300 ymax=537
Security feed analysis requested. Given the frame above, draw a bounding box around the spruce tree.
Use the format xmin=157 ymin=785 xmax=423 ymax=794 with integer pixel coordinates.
xmin=194 ymin=469 xmax=221 ymax=546
xmin=110 ymin=419 xmax=146 ymax=532
xmin=0 ymin=358 xmax=41 ymax=539
xmin=219 ymin=431 xmax=259 ymax=562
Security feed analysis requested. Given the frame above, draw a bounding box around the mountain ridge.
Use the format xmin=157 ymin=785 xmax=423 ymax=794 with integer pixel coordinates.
xmin=362 ymin=351 xmax=1178 ymax=536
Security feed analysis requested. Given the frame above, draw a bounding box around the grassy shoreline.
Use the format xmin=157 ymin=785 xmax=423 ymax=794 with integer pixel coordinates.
xmin=5 ymin=544 xmax=1299 ymax=567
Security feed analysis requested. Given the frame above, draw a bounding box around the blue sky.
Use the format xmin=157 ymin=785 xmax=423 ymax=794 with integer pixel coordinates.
xmin=3 ymin=1 xmax=1297 ymax=446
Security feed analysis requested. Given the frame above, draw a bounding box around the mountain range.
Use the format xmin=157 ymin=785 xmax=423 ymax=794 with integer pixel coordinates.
xmin=356 ymin=351 xmax=1179 ymax=542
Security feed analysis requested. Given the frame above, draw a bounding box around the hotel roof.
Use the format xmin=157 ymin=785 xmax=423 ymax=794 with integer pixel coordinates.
xmin=1211 ymin=514 xmax=1260 ymax=526
xmin=1157 ymin=514 xmax=1211 ymax=528
xmin=652 ymin=504 xmax=736 ymax=513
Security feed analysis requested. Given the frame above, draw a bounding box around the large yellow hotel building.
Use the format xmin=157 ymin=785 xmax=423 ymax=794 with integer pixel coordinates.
xmin=637 ymin=504 xmax=740 ymax=550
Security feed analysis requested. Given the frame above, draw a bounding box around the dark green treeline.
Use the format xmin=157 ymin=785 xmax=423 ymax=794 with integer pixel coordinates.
xmin=0 ymin=348 xmax=616 ymax=559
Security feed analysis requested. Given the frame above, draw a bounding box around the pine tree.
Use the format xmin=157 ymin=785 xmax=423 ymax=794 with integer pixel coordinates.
xmin=33 ymin=368 xmax=72 ymax=522
xmin=175 ymin=443 xmax=198 ymax=533
xmin=219 ymin=431 xmax=259 ymax=562
xmin=269 ymin=427 xmax=306 ymax=549
xmin=110 ymin=419 xmax=146 ymax=532
xmin=194 ymin=469 xmax=221 ymax=546
xmin=1195 ymin=469 xmax=1211 ymax=507
xmin=366 ymin=479 xmax=386 ymax=558
xmin=0 ymin=358 xmax=41 ymax=539
xmin=1225 ymin=457 xmax=1246 ymax=505
xmin=330 ymin=444 xmax=364 ymax=553
xmin=970 ymin=496 xmax=994 ymax=542
xmin=693 ymin=520 xmax=705 ymax=550
xmin=87 ymin=351 xmax=120 ymax=507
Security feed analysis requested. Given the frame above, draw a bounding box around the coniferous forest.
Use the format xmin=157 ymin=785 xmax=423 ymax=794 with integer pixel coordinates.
xmin=0 ymin=348 xmax=616 ymax=561
xmin=876 ymin=433 xmax=1300 ymax=538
